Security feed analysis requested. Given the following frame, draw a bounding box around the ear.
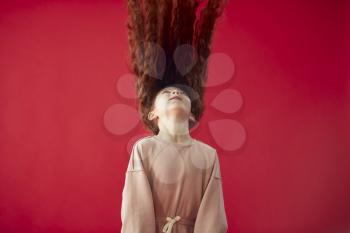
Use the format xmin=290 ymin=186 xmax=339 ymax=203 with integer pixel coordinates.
xmin=189 ymin=113 xmax=196 ymax=122
xmin=148 ymin=111 xmax=157 ymax=121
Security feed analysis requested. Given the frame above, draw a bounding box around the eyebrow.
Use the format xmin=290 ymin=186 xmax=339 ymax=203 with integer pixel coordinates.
xmin=161 ymin=88 xmax=181 ymax=93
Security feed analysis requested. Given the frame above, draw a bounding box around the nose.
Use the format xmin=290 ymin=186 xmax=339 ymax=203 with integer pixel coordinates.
xmin=171 ymin=90 xmax=181 ymax=96
xmin=169 ymin=89 xmax=183 ymax=101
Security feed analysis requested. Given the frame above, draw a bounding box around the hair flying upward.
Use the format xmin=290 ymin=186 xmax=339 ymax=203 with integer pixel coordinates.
xmin=125 ymin=0 xmax=228 ymax=135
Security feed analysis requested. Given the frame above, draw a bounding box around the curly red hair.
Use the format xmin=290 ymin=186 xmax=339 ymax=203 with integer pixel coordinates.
xmin=125 ymin=0 xmax=227 ymax=135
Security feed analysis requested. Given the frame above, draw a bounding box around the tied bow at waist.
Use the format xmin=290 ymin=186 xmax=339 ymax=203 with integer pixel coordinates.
xmin=156 ymin=216 xmax=195 ymax=233
xmin=162 ymin=216 xmax=181 ymax=233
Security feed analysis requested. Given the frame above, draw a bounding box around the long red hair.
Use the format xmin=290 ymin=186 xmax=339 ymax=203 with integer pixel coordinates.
xmin=125 ymin=0 xmax=227 ymax=135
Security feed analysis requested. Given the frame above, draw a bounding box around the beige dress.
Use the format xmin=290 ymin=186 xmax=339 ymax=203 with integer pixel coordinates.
xmin=121 ymin=135 xmax=228 ymax=233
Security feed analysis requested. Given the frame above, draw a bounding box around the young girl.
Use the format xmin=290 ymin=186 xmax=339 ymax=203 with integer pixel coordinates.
xmin=121 ymin=0 xmax=228 ymax=232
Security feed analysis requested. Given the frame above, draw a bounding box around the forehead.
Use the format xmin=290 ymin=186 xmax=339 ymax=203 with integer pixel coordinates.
xmin=161 ymin=86 xmax=183 ymax=92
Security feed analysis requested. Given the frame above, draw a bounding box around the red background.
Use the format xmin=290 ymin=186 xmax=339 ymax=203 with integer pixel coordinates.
xmin=1 ymin=0 xmax=349 ymax=233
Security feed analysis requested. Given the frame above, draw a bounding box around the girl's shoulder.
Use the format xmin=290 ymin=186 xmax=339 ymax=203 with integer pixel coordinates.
xmin=193 ymin=138 xmax=217 ymax=153
xmin=131 ymin=135 xmax=155 ymax=151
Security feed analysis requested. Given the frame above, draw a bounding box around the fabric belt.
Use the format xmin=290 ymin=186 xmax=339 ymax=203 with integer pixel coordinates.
xmin=156 ymin=216 xmax=195 ymax=233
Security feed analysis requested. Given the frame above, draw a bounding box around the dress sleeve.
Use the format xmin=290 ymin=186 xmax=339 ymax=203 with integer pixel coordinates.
xmin=193 ymin=150 xmax=228 ymax=233
xmin=121 ymin=142 xmax=156 ymax=233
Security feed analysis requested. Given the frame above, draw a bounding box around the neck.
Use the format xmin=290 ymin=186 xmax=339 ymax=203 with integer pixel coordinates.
xmin=157 ymin=119 xmax=192 ymax=144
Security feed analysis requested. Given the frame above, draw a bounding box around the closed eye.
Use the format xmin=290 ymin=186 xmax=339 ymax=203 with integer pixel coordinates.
xmin=162 ymin=90 xmax=185 ymax=95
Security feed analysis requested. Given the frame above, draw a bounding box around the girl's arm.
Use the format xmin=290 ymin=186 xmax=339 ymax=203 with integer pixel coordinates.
xmin=121 ymin=142 xmax=156 ymax=233
xmin=193 ymin=151 xmax=228 ymax=233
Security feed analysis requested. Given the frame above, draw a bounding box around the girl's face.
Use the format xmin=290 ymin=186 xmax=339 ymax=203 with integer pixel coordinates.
xmin=149 ymin=86 xmax=193 ymax=126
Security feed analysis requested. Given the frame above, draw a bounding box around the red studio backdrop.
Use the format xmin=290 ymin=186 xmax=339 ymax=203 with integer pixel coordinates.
xmin=0 ymin=0 xmax=349 ymax=233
